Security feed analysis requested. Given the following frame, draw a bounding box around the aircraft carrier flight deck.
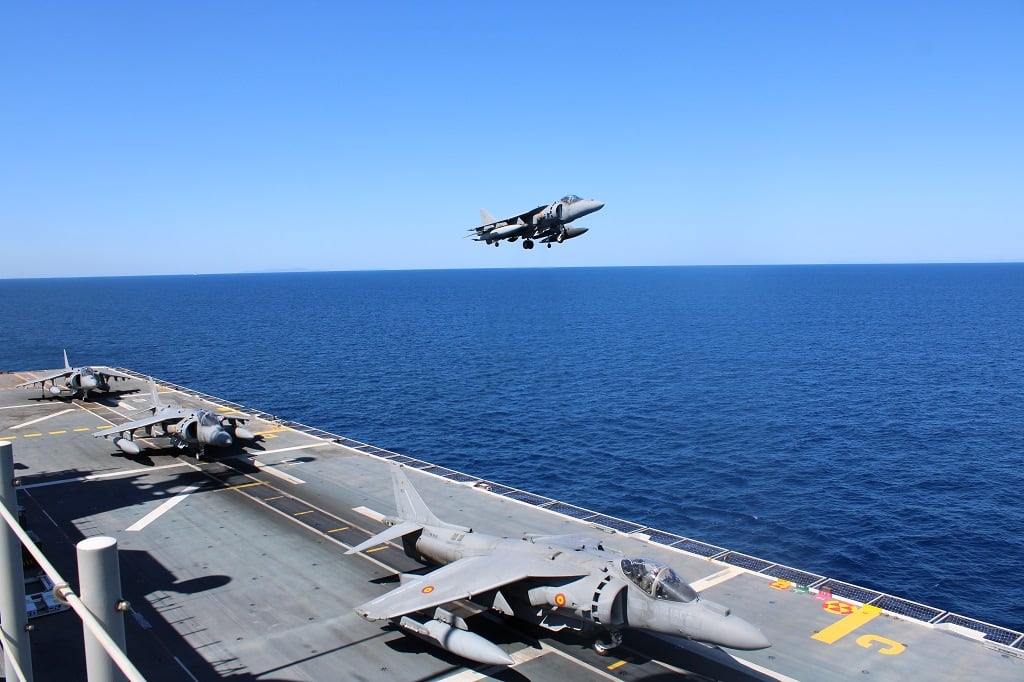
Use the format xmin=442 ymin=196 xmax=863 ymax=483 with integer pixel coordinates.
xmin=2 ymin=368 xmax=1022 ymax=681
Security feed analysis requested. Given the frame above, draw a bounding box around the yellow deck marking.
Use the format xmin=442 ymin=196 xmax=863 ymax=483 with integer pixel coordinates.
xmin=73 ymin=427 xmax=91 ymax=432
xmin=366 ymin=546 xmax=388 ymax=553
xmin=0 ymin=436 xmax=15 ymax=440
xmin=293 ymin=510 xmax=314 ymax=516
xmin=228 ymin=482 xmax=265 ymax=490
xmin=327 ymin=527 xmax=349 ymax=533
xmin=24 ymin=433 xmax=42 ymax=438
xmin=265 ymin=495 xmax=283 ymax=501
xmin=49 ymin=430 xmax=67 ymax=435
xmin=606 ymin=660 xmax=627 ymax=671
xmin=812 ymin=604 xmax=882 ymax=644
xmin=857 ymin=634 xmax=906 ymax=655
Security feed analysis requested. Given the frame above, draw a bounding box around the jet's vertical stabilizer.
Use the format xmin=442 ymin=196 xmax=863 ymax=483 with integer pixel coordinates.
xmin=393 ymin=466 xmax=446 ymax=527
xmin=62 ymin=349 xmax=71 ymax=371
xmin=480 ymin=209 xmax=496 ymax=225
xmin=147 ymin=379 xmax=164 ymax=410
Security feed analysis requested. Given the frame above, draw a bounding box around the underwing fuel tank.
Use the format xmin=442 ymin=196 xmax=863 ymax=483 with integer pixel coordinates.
xmin=113 ymin=436 xmax=141 ymax=456
xmin=47 ymin=385 xmax=62 ymax=396
xmin=233 ymin=426 xmax=254 ymax=440
xmin=397 ymin=616 xmax=514 ymax=666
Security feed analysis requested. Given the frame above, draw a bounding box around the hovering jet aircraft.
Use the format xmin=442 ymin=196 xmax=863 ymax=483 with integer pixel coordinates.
xmin=468 ymin=195 xmax=604 ymax=249
xmin=93 ymin=381 xmax=254 ymax=458
xmin=346 ymin=467 xmax=770 ymax=666
xmin=17 ymin=350 xmax=133 ymax=400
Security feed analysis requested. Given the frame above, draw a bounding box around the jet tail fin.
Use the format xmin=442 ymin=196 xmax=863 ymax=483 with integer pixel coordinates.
xmin=63 ymin=349 xmax=71 ymax=371
xmin=345 ymin=466 xmax=468 ymax=556
xmin=393 ymin=466 xmax=446 ymax=527
xmin=480 ymin=208 xmax=496 ymax=225
xmin=149 ymin=380 xmax=163 ymax=409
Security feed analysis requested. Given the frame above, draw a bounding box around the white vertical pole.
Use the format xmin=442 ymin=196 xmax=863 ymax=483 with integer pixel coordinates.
xmin=0 ymin=440 xmax=33 ymax=681
xmin=77 ymin=536 xmax=127 ymax=682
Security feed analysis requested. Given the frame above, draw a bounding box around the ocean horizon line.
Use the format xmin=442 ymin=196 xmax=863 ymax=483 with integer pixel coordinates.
xmin=4 ymin=260 xmax=1023 ymax=282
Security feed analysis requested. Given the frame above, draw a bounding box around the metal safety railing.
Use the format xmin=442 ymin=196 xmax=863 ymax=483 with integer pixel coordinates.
xmin=1 ymin=441 xmax=146 ymax=682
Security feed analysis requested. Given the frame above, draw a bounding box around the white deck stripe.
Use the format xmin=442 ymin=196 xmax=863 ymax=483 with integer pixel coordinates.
xmin=352 ymin=505 xmax=386 ymax=522
xmin=691 ymin=566 xmax=746 ymax=592
xmin=256 ymin=443 xmax=330 ymax=456
xmin=19 ymin=462 xmax=190 ymax=489
xmin=9 ymin=408 xmax=75 ymax=429
xmin=0 ymin=404 xmax=64 ymax=411
xmin=251 ymin=460 xmax=305 ymax=485
xmin=126 ymin=484 xmax=204 ymax=531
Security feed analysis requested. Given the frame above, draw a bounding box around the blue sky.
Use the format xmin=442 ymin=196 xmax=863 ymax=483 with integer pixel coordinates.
xmin=3 ymin=2 xmax=1021 ymax=277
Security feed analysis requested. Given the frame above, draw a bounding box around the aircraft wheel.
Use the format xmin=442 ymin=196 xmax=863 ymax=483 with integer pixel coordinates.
xmin=523 ymin=240 xmax=534 ymax=250
xmin=547 ymin=243 xmax=552 ymax=248
xmin=593 ymin=631 xmax=622 ymax=655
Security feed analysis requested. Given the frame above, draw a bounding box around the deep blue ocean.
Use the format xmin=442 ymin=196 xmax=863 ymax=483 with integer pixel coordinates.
xmin=2 ymin=265 xmax=1022 ymax=632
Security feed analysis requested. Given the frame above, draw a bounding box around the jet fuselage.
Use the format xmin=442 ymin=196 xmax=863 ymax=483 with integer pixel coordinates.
xmin=390 ymin=520 xmax=770 ymax=651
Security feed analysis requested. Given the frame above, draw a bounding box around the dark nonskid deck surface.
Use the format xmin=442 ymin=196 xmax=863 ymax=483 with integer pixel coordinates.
xmin=2 ymin=369 xmax=1022 ymax=681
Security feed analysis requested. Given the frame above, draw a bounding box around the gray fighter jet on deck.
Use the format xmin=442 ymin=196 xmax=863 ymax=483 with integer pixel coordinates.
xmin=93 ymin=381 xmax=254 ymax=458
xmin=17 ymin=350 xmax=133 ymax=400
xmin=346 ymin=467 xmax=769 ymax=666
xmin=469 ymin=194 xmax=604 ymax=249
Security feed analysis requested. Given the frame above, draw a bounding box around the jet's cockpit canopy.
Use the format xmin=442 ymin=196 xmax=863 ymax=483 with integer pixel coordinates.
xmin=199 ymin=411 xmax=222 ymax=427
xmin=620 ymin=558 xmax=699 ymax=603
xmin=560 ymin=194 xmax=582 ymax=204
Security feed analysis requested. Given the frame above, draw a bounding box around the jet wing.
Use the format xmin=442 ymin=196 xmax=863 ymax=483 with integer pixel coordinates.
xmin=468 ymin=204 xmax=546 ymax=233
xmin=92 ymin=367 xmax=133 ymax=381
xmin=356 ymin=549 xmax=587 ymax=621
xmin=16 ymin=369 xmax=72 ymax=388
xmin=93 ymin=410 xmax=187 ymax=438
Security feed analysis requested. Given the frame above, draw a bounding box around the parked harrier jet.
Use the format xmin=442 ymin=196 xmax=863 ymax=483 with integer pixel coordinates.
xmin=468 ymin=194 xmax=604 ymax=249
xmin=346 ymin=467 xmax=769 ymax=666
xmin=94 ymin=381 xmax=254 ymax=458
xmin=17 ymin=349 xmax=132 ymax=400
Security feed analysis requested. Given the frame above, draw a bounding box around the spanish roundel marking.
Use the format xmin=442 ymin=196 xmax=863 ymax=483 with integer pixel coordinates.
xmin=554 ymin=593 xmax=567 ymax=607
xmin=823 ymin=600 xmax=854 ymax=615
xmin=421 ymin=585 xmax=435 ymax=594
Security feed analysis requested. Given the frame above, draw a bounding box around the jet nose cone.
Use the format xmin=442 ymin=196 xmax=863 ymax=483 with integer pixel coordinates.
xmin=705 ymin=616 xmax=771 ymax=650
xmin=210 ymin=430 xmax=233 ymax=447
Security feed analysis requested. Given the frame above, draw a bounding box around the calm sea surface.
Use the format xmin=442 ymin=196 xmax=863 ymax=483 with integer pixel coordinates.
xmin=2 ymin=264 xmax=1022 ymax=631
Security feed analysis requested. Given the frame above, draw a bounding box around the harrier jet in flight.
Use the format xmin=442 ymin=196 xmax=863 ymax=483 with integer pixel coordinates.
xmin=346 ymin=467 xmax=769 ymax=666
xmin=17 ymin=350 xmax=132 ymax=400
xmin=468 ymin=195 xmax=604 ymax=249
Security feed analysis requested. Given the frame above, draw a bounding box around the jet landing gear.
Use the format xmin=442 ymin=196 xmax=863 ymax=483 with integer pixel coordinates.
xmin=593 ymin=630 xmax=623 ymax=655
xmin=522 ymin=239 xmax=534 ymax=250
